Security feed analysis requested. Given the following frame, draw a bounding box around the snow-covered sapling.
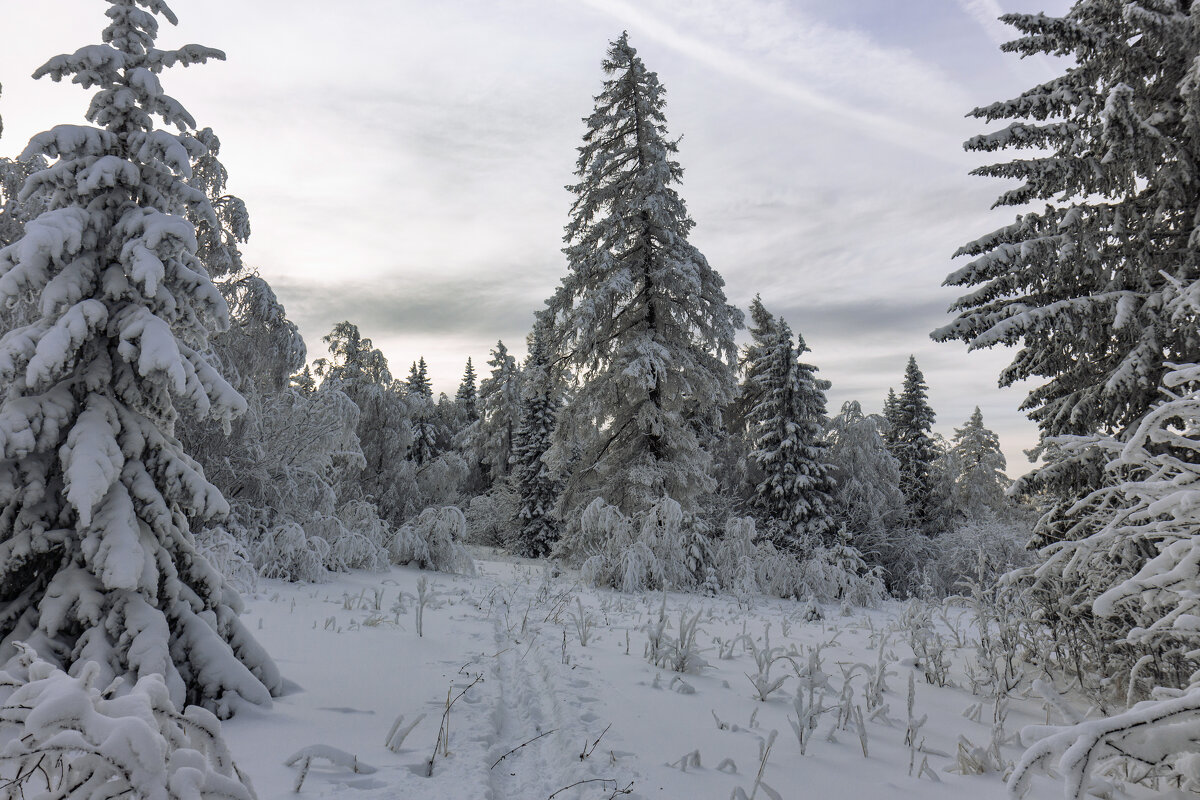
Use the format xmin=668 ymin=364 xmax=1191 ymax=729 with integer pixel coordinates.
xmin=415 ymin=577 xmax=431 ymax=638
xmin=570 ymin=598 xmax=595 ymax=647
xmin=745 ymin=640 xmax=791 ymax=702
xmin=787 ymin=693 xmax=822 ymax=756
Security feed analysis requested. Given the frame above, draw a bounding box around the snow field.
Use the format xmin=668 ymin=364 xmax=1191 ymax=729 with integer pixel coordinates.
xmin=225 ymin=551 xmax=1080 ymax=800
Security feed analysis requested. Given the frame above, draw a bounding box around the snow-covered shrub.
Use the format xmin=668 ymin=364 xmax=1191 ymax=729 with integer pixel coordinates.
xmin=0 ymin=645 xmax=255 ymax=800
xmin=391 ymin=506 xmax=475 ymax=575
xmin=413 ymin=452 xmax=470 ymax=513
xmin=1007 ymin=352 xmax=1200 ymax=795
xmin=194 ymin=527 xmax=258 ymax=595
xmin=558 ymin=496 xmax=631 ymax=563
xmin=713 ymin=516 xmax=760 ymax=597
xmin=1011 ymin=689 xmax=1200 ymax=799
xmin=858 ymin=525 xmax=938 ymax=598
xmin=801 ymin=533 xmax=886 ymax=607
xmin=312 ymin=501 xmax=391 ymax=573
xmin=577 ymin=498 xmax=697 ymax=592
xmin=463 ymin=485 xmax=519 ymax=547
xmin=920 ymin=519 xmax=1033 ymax=598
xmin=749 ymin=533 xmax=883 ymax=606
xmin=255 ymin=522 xmax=330 ymax=583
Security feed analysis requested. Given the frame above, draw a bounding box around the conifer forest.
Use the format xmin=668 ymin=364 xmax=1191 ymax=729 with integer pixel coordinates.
xmin=0 ymin=1 xmax=1197 ymax=798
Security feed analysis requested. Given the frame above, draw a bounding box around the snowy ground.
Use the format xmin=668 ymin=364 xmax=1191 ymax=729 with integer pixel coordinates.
xmin=222 ymin=549 xmax=1070 ymax=800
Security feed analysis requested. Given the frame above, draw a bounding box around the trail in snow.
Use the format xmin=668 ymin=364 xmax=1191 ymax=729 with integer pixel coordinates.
xmin=220 ymin=552 xmax=1131 ymax=800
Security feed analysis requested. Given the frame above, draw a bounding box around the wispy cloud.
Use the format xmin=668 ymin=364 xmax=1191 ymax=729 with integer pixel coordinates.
xmin=580 ymin=0 xmax=970 ymax=162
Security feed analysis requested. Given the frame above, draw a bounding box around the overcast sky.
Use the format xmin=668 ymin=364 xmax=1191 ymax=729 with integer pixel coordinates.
xmin=0 ymin=0 xmax=1072 ymax=476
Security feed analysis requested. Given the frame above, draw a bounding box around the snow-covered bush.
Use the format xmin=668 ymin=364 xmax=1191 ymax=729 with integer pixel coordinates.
xmin=193 ymin=527 xmax=257 ymax=595
xmin=254 ymin=522 xmax=330 ymax=583
xmin=801 ymin=532 xmax=886 ymax=607
xmin=751 ymin=537 xmax=883 ymax=606
xmin=391 ymin=506 xmax=475 ymax=575
xmin=713 ymin=516 xmax=759 ymax=597
xmin=0 ymin=644 xmax=255 ymax=800
xmin=325 ymin=500 xmax=392 ymax=571
xmin=577 ymin=498 xmax=696 ymax=592
xmin=463 ymin=485 xmax=519 ymax=547
xmin=919 ymin=519 xmax=1033 ymax=598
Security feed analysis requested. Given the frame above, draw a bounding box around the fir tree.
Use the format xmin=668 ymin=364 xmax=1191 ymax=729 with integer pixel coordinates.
xmin=406 ymin=357 xmax=432 ymax=399
xmin=456 ymin=357 xmax=478 ymax=421
xmin=548 ymin=32 xmax=741 ymax=517
xmin=472 ymin=340 xmax=521 ymax=486
xmin=743 ymin=305 xmax=838 ymax=549
xmin=882 ymin=387 xmax=901 ymax=451
xmin=890 ymin=357 xmax=939 ymax=530
xmin=512 ymin=323 xmax=561 ymax=557
xmin=733 ymin=294 xmax=778 ymax=433
xmin=0 ymin=0 xmax=280 ymax=716
xmin=948 ymin=407 xmax=1010 ymax=519
xmin=932 ymin=1 xmax=1200 ymax=443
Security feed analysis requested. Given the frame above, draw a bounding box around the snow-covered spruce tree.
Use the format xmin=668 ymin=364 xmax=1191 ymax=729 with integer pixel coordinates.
xmin=947 ymin=406 xmax=1010 ymax=520
xmin=882 ymin=387 xmax=901 ymax=451
xmin=732 ymin=294 xmax=778 ymax=435
xmin=455 ymin=357 xmax=478 ymax=422
xmin=406 ymin=358 xmax=439 ymax=467
xmin=471 ymin=339 xmax=521 ymax=487
xmin=548 ymin=32 xmax=741 ymax=521
xmin=932 ymin=1 xmax=1200 ymax=447
xmin=889 ymin=356 xmax=940 ymax=531
xmin=0 ymin=644 xmax=256 ymax=800
xmin=744 ymin=311 xmax=838 ymax=550
xmin=0 ymin=0 xmax=281 ymax=716
xmin=406 ymin=357 xmax=432 ymax=398
xmin=511 ymin=322 xmax=561 ymax=557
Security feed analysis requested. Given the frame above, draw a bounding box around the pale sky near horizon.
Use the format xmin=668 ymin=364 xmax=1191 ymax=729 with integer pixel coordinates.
xmin=0 ymin=0 xmax=1073 ymax=477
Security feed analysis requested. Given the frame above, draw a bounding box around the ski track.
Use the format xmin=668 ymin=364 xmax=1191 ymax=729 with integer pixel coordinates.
xmin=226 ymin=558 xmax=1109 ymax=800
xmin=485 ymin=594 xmax=615 ymax=800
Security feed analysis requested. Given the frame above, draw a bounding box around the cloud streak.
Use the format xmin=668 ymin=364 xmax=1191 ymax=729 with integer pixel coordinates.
xmin=580 ymin=0 xmax=969 ymax=162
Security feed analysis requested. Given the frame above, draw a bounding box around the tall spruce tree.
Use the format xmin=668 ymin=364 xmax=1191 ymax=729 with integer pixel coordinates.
xmin=932 ymin=1 xmax=1200 ymax=445
xmin=456 ymin=357 xmax=478 ymax=422
xmin=890 ymin=356 xmax=939 ymax=529
xmin=733 ymin=295 xmax=778 ymax=434
xmin=406 ymin=357 xmax=432 ymax=398
xmin=512 ymin=323 xmax=561 ymax=557
xmin=472 ymin=340 xmax=521 ymax=486
xmin=882 ymin=387 xmax=901 ymax=451
xmin=406 ymin=357 xmax=438 ymax=466
xmin=743 ymin=303 xmax=837 ymax=549
xmin=548 ymin=32 xmax=741 ymax=517
xmin=0 ymin=0 xmax=281 ymax=716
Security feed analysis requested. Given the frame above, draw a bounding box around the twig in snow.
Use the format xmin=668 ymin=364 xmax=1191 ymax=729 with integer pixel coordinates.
xmin=580 ymin=723 xmax=612 ymax=760
xmin=546 ymin=777 xmax=633 ymax=799
xmin=490 ymin=729 xmax=558 ymax=769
